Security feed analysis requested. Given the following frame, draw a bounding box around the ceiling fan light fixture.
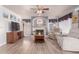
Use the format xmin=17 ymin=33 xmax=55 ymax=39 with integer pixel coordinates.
xmin=36 ymin=10 xmax=42 ymax=14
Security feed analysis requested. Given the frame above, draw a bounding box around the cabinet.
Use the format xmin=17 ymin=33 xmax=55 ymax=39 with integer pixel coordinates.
xmin=7 ymin=31 xmax=24 ymax=43
xmin=17 ymin=31 xmax=24 ymax=39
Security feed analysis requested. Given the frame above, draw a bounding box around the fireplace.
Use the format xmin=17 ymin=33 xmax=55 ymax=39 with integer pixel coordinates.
xmin=35 ymin=30 xmax=44 ymax=35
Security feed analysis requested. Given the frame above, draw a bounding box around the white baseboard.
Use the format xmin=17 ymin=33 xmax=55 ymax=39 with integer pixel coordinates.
xmin=0 ymin=42 xmax=6 ymax=47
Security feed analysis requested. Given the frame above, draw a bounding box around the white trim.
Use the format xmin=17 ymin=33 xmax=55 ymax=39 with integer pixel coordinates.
xmin=0 ymin=42 xmax=6 ymax=47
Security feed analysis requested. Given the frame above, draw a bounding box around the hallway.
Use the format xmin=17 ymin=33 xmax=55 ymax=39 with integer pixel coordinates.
xmin=0 ymin=36 xmax=62 ymax=54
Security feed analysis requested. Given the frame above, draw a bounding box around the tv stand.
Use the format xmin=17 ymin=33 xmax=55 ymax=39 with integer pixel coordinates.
xmin=7 ymin=31 xmax=24 ymax=43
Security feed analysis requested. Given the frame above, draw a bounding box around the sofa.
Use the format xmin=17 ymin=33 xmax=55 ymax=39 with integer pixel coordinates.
xmin=48 ymin=23 xmax=79 ymax=51
xmin=55 ymin=32 xmax=79 ymax=51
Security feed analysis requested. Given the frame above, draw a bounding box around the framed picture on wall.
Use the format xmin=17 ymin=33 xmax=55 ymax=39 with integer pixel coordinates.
xmin=10 ymin=14 xmax=16 ymax=21
xmin=3 ymin=12 xmax=9 ymax=19
xmin=72 ymin=16 xmax=78 ymax=23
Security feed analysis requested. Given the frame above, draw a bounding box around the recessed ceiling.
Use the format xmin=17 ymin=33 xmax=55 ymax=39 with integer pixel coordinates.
xmin=3 ymin=5 xmax=78 ymax=19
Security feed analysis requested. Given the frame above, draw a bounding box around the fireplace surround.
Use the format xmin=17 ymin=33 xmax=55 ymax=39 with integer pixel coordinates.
xmin=31 ymin=16 xmax=48 ymax=35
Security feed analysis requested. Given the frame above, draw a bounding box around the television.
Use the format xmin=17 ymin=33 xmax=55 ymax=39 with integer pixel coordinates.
xmin=11 ymin=22 xmax=20 ymax=31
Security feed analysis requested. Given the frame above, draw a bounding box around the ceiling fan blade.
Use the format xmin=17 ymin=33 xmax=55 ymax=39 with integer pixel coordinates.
xmin=42 ymin=8 xmax=49 ymax=10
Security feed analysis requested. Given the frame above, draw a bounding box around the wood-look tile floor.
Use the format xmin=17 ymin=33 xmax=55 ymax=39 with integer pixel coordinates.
xmin=0 ymin=36 xmax=63 ymax=54
xmin=1 ymin=36 xmax=79 ymax=54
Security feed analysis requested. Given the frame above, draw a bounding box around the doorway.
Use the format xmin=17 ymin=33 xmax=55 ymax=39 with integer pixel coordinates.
xmin=23 ymin=21 xmax=31 ymax=36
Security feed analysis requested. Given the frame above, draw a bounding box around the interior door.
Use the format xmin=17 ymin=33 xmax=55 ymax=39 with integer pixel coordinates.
xmin=24 ymin=22 xmax=31 ymax=36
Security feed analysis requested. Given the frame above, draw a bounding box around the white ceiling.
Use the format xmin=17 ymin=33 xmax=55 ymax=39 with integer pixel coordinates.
xmin=3 ymin=5 xmax=78 ymax=19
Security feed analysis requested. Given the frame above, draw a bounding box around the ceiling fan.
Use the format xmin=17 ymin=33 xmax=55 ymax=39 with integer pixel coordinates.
xmin=31 ymin=5 xmax=49 ymax=14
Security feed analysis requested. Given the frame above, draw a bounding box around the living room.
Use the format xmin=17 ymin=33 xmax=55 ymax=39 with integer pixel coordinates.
xmin=0 ymin=5 xmax=79 ymax=54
